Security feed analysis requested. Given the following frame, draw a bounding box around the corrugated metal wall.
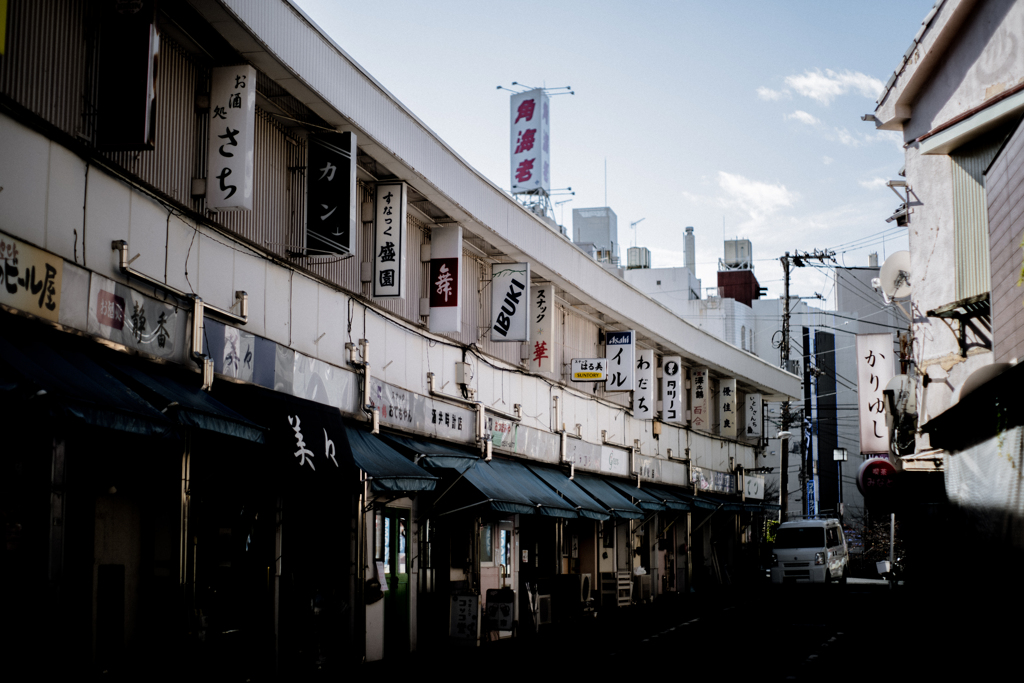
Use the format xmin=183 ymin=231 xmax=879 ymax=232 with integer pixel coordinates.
xmin=986 ymin=118 xmax=1024 ymax=364
xmin=0 ymin=0 xmax=87 ymax=137
xmin=952 ymin=136 xmax=1003 ymax=300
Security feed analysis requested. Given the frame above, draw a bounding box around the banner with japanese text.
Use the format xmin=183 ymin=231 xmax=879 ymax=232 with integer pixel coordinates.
xmin=307 ymin=132 xmax=357 ymax=256
xmin=0 ymin=231 xmax=62 ymax=323
xmin=605 ymin=330 xmax=634 ymax=392
xmin=856 ymin=333 xmax=894 ymax=454
xmin=661 ymin=356 xmax=683 ymax=424
xmin=510 ymin=89 xmax=550 ymax=194
xmin=529 ymin=284 xmax=554 ymax=373
xmin=691 ymin=367 xmax=709 ymax=431
xmin=87 ymin=274 xmax=188 ymax=363
xmin=719 ymin=378 xmax=737 ymax=438
xmin=633 ymin=349 xmax=654 ymax=419
xmin=428 ymin=226 xmax=462 ymax=333
xmin=373 ymin=182 xmax=406 ymax=297
xmin=207 ymin=65 xmax=256 ymax=210
xmin=745 ymin=392 xmax=762 ymax=441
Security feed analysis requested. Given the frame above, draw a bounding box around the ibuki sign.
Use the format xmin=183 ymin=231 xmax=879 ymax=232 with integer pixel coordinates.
xmin=490 ymin=263 xmax=530 ymax=341
xmin=207 ymin=65 xmax=256 ymax=210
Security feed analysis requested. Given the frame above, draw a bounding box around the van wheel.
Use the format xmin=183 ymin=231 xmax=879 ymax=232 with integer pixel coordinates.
xmin=840 ymin=567 xmax=848 ymax=586
xmin=823 ymin=569 xmax=831 ymax=585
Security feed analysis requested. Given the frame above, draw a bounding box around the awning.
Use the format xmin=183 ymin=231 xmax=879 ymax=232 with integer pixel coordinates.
xmin=105 ymin=358 xmax=265 ymax=443
xmin=210 ymin=381 xmax=437 ymax=492
xmin=380 ymin=433 xmax=479 ymax=469
xmin=571 ymin=473 xmax=644 ymax=520
xmin=344 ymin=425 xmax=438 ymax=493
xmin=699 ymin=494 xmax=744 ymax=512
xmin=674 ymin=492 xmax=720 ymax=511
xmin=0 ymin=320 xmax=174 ymax=438
xmin=643 ymin=485 xmax=692 ymax=512
xmin=448 ymin=459 xmax=578 ymax=518
xmin=527 ymin=465 xmax=611 ymax=521
xmin=608 ymin=479 xmax=668 ymax=511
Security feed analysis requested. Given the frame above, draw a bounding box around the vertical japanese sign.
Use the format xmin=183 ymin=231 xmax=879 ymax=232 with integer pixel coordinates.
xmin=605 ymin=330 xmax=634 ymax=392
xmin=633 ymin=349 xmax=654 ymax=419
xmin=510 ymin=89 xmax=550 ymax=195
xmin=691 ymin=367 xmax=709 ymax=431
xmin=529 ymin=284 xmax=554 ymax=373
xmin=207 ymin=65 xmax=256 ymax=210
xmin=661 ymin=356 xmax=682 ymax=424
xmin=0 ymin=232 xmax=62 ymax=322
xmin=856 ymin=333 xmax=893 ymax=454
xmin=719 ymin=378 xmax=737 ymax=438
xmin=745 ymin=393 xmax=762 ymax=441
xmin=307 ymin=132 xmax=357 ymax=256
xmin=490 ymin=263 xmax=530 ymax=341
xmin=96 ymin=0 xmax=157 ymax=151
xmin=429 ymin=226 xmax=462 ymax=333
xmin=373 ymin=182 xmax=406 ymax=297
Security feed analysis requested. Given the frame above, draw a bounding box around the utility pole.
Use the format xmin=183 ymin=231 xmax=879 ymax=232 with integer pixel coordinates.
xmin=778 ymin=248 xmax=835 ymax=520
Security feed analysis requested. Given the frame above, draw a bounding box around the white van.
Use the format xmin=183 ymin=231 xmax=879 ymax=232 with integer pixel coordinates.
xmin=770 ymin=518 xmax=848 ymax=585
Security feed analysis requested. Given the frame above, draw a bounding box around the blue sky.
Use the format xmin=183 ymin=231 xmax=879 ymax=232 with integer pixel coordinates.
xmin=294 ymin=0 xmax=935 ymax=307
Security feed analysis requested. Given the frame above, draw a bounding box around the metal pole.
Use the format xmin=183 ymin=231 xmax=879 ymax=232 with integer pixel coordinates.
xmin=780 ymin=253 xmax=791 ymax=520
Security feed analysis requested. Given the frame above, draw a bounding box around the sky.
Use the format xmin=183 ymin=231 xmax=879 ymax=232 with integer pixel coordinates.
xmin=293 ymin=0 xmax=936 ymax=309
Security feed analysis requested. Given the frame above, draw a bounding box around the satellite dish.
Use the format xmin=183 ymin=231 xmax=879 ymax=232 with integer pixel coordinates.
xmin=953 ymin=363 xmax=1011 ymax=403
xmin=879 ymin=251 xmax=911 ymax=299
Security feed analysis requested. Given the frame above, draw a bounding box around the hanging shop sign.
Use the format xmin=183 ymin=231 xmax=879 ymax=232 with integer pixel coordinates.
xmin=529 ymin=284 xmax=555 ymax=373
xmin=207 ymin=65 xmax=256 ymax=210
xmin=745 ymin=392 xmax=762 ymax=441
xmin=742 ymin=474 xmax=765 ymax=500
xmin=571 ymin=358 xmax=606 ymax=382
xmin=856 ymin=457 xmax=897 ymax=497
xmin=87 ymin=274 xmax=187 ymax=363
xmin=490 ymin=262 xmax=530 ymax=341
xmin=661 ymin=356 xmax=683 ymax=424
xmin=368 ymin=377 xmax=476 ymax=444
xmin=429 ymin=226 xmax=462 ymax=333
xmin=485 ymin=414 xmax=519 ymax=451
xmin=633 ymin=349 xmax=654 ymax=419
xmin=601 ymin=445 xmax=630 ymax=476
xmin=565 ymin=438 xmax=601 ymax=471
xmin=691 ymin=367 xmax=709 ymax=431
xmin=373 ymin=181 xmax=406 ymax=296
xmin=510 ymin=88 xmax=550 ymax=195
xmin=690 ymin=466 xmax=736 ymax=495
xmin=635 ymin=454 xmax=662 ymax=481
xmin=306 ymin=132 xmax=357 ymax=257
xmin=719 ymin=378 xmax=737 ymax=438
xmin=605 ymin=330 xmax=635 ymax=392
xmin=0 ymin=231 xmax=62 ymax=323
xmin=855 ymin=333 xmax=894 ymax=454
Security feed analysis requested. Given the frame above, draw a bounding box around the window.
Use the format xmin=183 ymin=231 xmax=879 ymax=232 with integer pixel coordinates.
xmin=480 ymin=523 xmax=494 ymax=564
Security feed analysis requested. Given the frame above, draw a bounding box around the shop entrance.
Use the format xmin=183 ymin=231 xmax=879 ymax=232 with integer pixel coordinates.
xmin=381 ymin=507 xmax=410 ymax=657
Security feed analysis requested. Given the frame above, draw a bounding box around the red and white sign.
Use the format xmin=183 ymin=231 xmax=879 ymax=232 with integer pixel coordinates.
xmin=856 ymin=457 xmax=897 ymax=497
xmin=529 ymin=284 xmax=554 ymax=373
xmin=510 ymin=89 xmax=550 ymax=195
xmin=429 ymin=226 xmax=462 ymax=333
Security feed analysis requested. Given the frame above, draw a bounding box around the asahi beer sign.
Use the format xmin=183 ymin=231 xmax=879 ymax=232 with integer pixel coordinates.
xmin=633 ymin=349 xmax=654 ymax=419
xmin=605 ymin=330 xmax=634 ymax=392
xmin=856 ymin=333 xmax=894 ymax=454
xmin=207 ymin=65 xmax=256 ymax=210
xmin=373 ymin=182 xmax=406 ymax=297
xmin=661 ymin=356 xmax=682 ymax=424
xmin=490 ymin=263 xmax=529 ymax=341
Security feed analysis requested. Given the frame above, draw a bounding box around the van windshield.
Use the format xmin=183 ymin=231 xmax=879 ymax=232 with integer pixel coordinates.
xmin=774 ymin=527 xmax=825 ymax=549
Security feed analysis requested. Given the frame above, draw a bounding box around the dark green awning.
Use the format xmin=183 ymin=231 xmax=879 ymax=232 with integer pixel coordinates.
xmin=379 ymin=433 xmax=479 ymax=469
xmin=106 ymin=359 xmax=265 ymax=443
xmin=0 ymin=325 xmax=174 ymax=438
xmin=643 ymin=485 xmax=693 ymax=511
xmin=608 ymin=479 xmax=668 ymax=511
xmin=527 ymin=465 xmax=611 ymax=521
xmin=572 ymin=473 xmax=644 ymax=520
xmin=344 ymin=425 xmax=439 ymax=493
xmin=675 ymin=492 xmax=721 ymax=511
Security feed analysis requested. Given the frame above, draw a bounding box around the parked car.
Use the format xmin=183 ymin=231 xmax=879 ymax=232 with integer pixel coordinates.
xmin=770 ymin=518 xmax=849 ymax=585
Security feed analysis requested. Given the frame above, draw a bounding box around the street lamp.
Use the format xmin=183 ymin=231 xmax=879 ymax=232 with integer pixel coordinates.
xmin=833 ymin=448 xmax=847 ymax=520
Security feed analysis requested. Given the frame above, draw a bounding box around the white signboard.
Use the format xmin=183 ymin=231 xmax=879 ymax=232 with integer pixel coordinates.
xmin=571 ymin=358 xmax=606 ymax=382
xmin=510 ymin=88 xmax=550 ymax=195
xmin=88 ymin=275 xmax=187 ymax=363
xmin=373 ymin=182 xmax=407 ymax=298
xmin=719 ymin=378 xmax=737 ymax=438
xmin=601 ymin=445 xmax=630 ymax=476
xmin=490 ymin=263 xmax=530 ymax=341
xmin=745 ymin=392 xmax=762 ymax=441
xmin=0 ymin=231 xmax=62 ymax=322
xmin=429 ymin=226 xmax=462 ymax=333
xmin=633 ymin=349 xmax=655 ymax=419
xmin=207 ymin=65 xmax=256 ymax=210
xmin=661 ymin=356 xmax=683 ymax=424
xmin=856 ymin=333 xmax=894 ymax=454
xmin=529 ymin=284 xmax=555 ymax=373
xmin=691 ymin=367 xmax=709 ymax=432
xmin=742 ymin=474 xmax=765 ymax=500
xmin=605 ymin=330 xmax=634 ymax=392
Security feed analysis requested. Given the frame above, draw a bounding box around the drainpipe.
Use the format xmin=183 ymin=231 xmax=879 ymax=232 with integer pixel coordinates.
xmin=347 ymin=339 xmax=379 ymax=434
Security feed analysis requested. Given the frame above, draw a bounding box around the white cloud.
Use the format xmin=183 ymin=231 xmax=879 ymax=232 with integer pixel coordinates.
xmin=859 ymin=177 xmax=888 ymax=189
xmin=757 ymin=86 xmax=790 ymax=101
xmin=717 ymin=171 xmax=797 ymax=223
xmin=786 ymin=110 xmax=821 ymax=125
xmin=835 ymin=127 xmax=860 ymax=146
xmin=873 ymin=129 xmax=904 ymax=152
xmin=823 ymin=156 xmax=834 ymax=165
xmin=784 ymin=69 xmax=884 ymax=105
